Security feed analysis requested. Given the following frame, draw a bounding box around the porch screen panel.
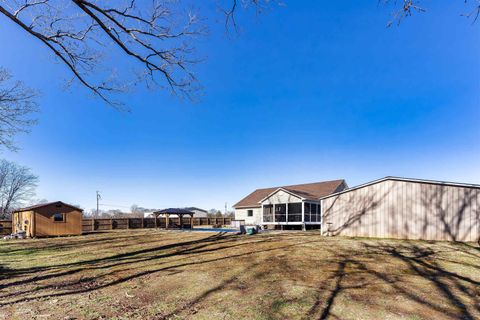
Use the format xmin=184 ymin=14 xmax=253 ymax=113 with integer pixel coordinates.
xmin=288 ymin=203 xmax=302 ymax=222
xmin=304 ymin=203 xmax=311 ymax=222
xmin=275 ymin=204 xmax=286 ymax=222
xmin=311 ymin=204 xmax=320 ymax=222
xmin=263 ymin=205 xmax=273 ymax=222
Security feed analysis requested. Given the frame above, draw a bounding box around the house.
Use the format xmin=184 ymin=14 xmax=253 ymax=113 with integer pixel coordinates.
xmin=234 ymin=180 xmax=348 ymax=229
xmin=183 ymin=207 xmax=208 ymax=217
xmin=12 ymin=201 xmax=83 ymax=237
xmin=321 ymin=176 xmax=480 ymax=242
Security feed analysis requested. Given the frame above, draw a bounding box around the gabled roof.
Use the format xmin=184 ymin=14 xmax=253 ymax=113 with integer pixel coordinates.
xmin=14 ymin=201 xmax=83 ymax=212
xmin=320 ymin=176 xmax=480 ymax=200
xmin=184 ymin=207 xmax=208 ymax=213
xmin=234 ymin=179 xmax=346 ymax=208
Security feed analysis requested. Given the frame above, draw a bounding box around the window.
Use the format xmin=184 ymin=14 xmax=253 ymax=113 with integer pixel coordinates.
xmin=287 ymin=203 xmax=302 ymax=222
xmin=274 ymin=204 xmax=286 ymax=222
xmin=304 ymin=203 xmax=311 ymax=214
xmin=311 ymin=204 xmax=318 ymax=222
xmin=263 ymin=205 xmax=273 ymax=222
xmin=304 ymin=203 xmax=311 ymax=222
xmin=53 ymin=213 xmax=64 ymax=222
xmin=247 ymin=210 xmax=253 ymax=217
xmin=306 ymin=203 xmax=320 ymax=222
xmin=288 ymin=203 xmax=302 ymax=213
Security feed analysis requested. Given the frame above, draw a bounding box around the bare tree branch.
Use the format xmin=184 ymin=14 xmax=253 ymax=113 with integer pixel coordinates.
xmin=381 ymin=0 xmax=480 ymax=26
xmin=0 ymin=0 xmax=206 ymax=107
xmin=2 ymin=0 xmax=474 ymax=109
xmin=0 ymin=68 xmax=38 ymax=151
xmin=221 ymin=0 xmax=273 ymax=34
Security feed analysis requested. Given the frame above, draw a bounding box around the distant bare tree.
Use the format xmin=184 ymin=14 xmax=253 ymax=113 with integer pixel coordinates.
xmin=0 ymin=68 xmax=38 ymax=151
xmin=0 ymin=159 xmax=38 ymax=218
xmin=130 ymin=204 xmax=139 ymax=215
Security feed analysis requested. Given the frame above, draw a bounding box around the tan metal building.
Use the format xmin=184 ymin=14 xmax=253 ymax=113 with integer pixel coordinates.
xmin=12 ymin=201 xmax=83 ymax=237
xmin=321 ymin=177 xmax=480 ymax=242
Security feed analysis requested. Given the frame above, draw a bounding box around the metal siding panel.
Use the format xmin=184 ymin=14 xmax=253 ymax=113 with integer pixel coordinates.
xmin=322 ymin=179 xmax=479 ymax=242
xmin=427 ymin=183 xmax=433 ymax=240
xmin=386 ymin=180 xmax=393 ymax=238
xmin=397 ymin=181 xmax=403 ymax=239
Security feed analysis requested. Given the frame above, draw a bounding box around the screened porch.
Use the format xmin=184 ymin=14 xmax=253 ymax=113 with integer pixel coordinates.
xmin=262 ymin=202 xmax=321 ymax=224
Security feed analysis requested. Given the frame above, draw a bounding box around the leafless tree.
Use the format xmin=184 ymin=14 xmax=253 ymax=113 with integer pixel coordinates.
xmin=0 ymin=68 xmax=38 ymax=151
xmin=0 ymin=159 xmax=38 ymax=218
xmin=1 ymin=1 xmax=475 ymax=108
xmin=0 ymin=0 xmax=208 ymax=106
xmin=130 ymin=204 xmax=142 ymax=216
xmin=0 ymin=1 xmax=273 ymax=107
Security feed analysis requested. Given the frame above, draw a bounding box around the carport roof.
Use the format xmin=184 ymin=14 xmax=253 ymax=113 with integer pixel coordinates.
xmin=154 ymin=208 xmax=195 ymax=215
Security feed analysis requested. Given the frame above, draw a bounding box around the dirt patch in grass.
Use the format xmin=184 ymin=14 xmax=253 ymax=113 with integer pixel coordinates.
xmin=0 ymin=230 xmax=478 ymax=320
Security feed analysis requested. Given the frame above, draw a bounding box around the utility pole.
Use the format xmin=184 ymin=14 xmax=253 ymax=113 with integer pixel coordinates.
xmin=96 ymin=191 xmax=101 ymax=216
xmin=225 ymin=202 xmax=227 ymax=216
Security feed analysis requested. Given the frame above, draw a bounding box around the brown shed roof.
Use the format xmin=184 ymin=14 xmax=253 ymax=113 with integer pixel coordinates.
xmin=14 ymin=201 xmax=83 ymax=213
xmin=233 ymin=179 xmax=346 ymax=208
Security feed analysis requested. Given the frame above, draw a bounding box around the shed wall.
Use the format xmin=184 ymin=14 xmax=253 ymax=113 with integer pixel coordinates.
xmin=12 ymin=211 xmax=34 ymax=237
xmin=34 ymin=205 xmax=83 ymax=236
xmin=13 ymin=204 xmax=83 ymax=237
xmin=321 ymin=180 xmax=480 ymax=242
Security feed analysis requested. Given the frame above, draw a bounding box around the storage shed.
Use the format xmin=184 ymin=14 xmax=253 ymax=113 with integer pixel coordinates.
xmin=321 ymin=177 xmax=480 ymax=242
xmin=12 ymin=201 xmax=83 ymax=237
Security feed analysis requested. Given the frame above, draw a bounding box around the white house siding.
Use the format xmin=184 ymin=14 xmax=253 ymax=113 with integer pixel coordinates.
xmin=261 ymin=189 xmax=303 ymax=205
xmin=189 ymin=209 xmax=207 ymax=218
xmin=321 ymin=179 xmax=480 ymax=242
xmin=235 ymin=207 xmax=262 ymax=225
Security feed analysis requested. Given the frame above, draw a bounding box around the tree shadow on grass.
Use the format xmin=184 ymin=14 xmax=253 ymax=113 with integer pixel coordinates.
xmin=0 ymin=232 xmax=324 ymax=307
xmin=307 ymin=241 xmax=480 ymax=320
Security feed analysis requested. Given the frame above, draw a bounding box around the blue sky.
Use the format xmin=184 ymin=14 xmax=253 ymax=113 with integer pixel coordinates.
xmin=0 ymin=1 xmax=479 ymax=212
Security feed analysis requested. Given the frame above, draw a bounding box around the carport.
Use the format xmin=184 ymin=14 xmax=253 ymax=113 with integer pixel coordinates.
xmin=153 ymin=208 xmax=195 ymax=229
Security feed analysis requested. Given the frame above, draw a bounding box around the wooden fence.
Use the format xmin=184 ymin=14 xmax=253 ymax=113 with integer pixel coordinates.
xmin=0 ymin=220 xmax=12 ymax=236
xmin=0 ymin=217 xmax=233 ymax=235
xmin=82 ymin=217 xmax=233 ymax=233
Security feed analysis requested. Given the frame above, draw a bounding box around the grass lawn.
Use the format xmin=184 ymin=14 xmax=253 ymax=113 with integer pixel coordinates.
xmin=0 ymin=230 xmax=479 ymax=320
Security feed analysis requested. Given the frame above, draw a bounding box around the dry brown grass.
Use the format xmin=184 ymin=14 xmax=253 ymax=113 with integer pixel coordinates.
xmin=0 ymin=229 xmax=479 ymax=320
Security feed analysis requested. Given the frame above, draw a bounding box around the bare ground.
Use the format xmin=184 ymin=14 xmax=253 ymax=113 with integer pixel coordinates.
xmin=0 ymin=229 xmax=479 ymax=320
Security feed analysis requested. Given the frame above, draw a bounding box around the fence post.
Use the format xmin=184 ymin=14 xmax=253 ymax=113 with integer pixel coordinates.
xmin=141 ymin=217 xmax=144 ymax=229
xmin=222 ymin=217 xmax=225 ymax=225
xmin=110 ymin=218 xmax=113 ymax=230
xmin=92 ymin=218 xmax=95 ymax=232
xmin=127 ymin=218 xmax=129 ymax=229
